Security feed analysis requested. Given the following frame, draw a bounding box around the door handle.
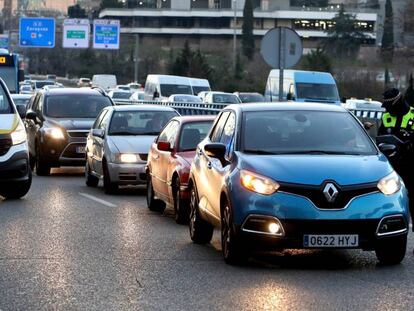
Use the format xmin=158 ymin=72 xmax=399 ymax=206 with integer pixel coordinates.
xmin=207 ymin=161 xmax=212 ymax=169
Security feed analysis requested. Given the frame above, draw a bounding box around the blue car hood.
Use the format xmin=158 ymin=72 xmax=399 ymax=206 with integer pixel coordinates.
xmin=238 ymin=153 xmax=392 ymax=186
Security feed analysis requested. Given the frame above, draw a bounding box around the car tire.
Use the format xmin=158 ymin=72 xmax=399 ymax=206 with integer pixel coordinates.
xmin=221 ymin=200 xmax=248 ymax=265
xmin=146 ymin=175 xmax=165 ymax=212
xmin=189 ymin=185 xmax=213 ymax=244
xmin=85 ymin=161 xmax=99 ymax=187
xmin=174 ymin=177 xmax=189 ymax=225
xmin=1 ymin=170 xmax=32 ymax=200
xmin=375 ymin=235 xmax=407 ymax=265
xmin=35 ymin=144 xmax=50 ymax=176
xmin=103 ymin=161 xmax=118 ymax=194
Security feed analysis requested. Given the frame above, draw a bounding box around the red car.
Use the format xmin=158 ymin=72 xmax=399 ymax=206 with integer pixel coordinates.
xmin=146 ymin=116 xmax=215 ymax=223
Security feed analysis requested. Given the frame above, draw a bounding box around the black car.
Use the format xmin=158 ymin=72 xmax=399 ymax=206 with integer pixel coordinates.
xmin=25 ymin=88 xmax=114 ymax=175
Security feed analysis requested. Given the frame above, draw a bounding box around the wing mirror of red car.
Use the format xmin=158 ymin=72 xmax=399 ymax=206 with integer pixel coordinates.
xmin=157 ymin=141 xmax=172 ymax=152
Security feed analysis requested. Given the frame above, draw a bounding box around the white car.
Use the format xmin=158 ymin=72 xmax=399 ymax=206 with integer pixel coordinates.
xmin=166 ymin=94 xmax=203 ymax=103
xmin=203 ymin=91 xmax=242 ymax=104
xmin=85 ymin=105 xmax=179 ymax=193
xmin=130 ymin=90 xmax=145 ymax=101
xmin=108 ymin=90 xmax=133 ymax=104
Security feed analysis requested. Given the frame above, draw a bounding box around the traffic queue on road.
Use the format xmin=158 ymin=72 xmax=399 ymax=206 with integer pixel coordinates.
xmin=0 ymin=71 xmax=412 ymax=267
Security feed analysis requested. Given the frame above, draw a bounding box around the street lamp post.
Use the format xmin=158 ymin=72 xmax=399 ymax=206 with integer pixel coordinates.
xmin=232 ymin=0 xmax=237 ymax=72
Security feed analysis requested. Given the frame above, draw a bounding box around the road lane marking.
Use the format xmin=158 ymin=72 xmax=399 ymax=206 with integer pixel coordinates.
xmin=79 ymin=192 xmax=117 ymax=208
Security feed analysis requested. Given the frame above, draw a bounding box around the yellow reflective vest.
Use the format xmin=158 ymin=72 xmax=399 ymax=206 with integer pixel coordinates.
xmin=382 ymin=108 xmax=414 ymax=130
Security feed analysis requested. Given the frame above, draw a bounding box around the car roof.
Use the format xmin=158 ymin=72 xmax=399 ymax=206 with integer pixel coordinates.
xmin=226 ymin=102 xmax=347 ymax=113
xmin=110 ymin=104 xmax=178 ymax=112
xmin=43 ymin=88 xmax=106 ymax=96
xmin=172 ymin=115 xmax=216 ymax=123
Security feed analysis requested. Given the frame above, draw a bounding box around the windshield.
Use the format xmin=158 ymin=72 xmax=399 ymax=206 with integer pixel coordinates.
xmin=34 ymin=81 xmax=55 ymax=89
xmin=0 ymin=67 xmax=17 ymax=93
xmin=160 ymin=84 xmax=192 ymax=97
xmin=174 ymin=95 xmax=202 ymax=103
xmin=192 ymin=86 xmax=210 ymax=95
xmin=112 ymin=92 xmax=131 ymax=99
xmin=179 ymin=121 xmax=213 ymax=151
xmin=239 ymin=94 xmax=265 ymax=103
xmin=109 ymin=110 xmax=178 ymax=135
xmin=45 ymin=95 xmax=112 ymax=118
xmin=0 ymin=84 xmax=13 ymax=114
xmin=213 ymin=94 xmax=241 ymax=104
xmin=296 ymin=83 xmax=339 ymax=101
xmin=242 ymin=111 xmax=376 ymax=155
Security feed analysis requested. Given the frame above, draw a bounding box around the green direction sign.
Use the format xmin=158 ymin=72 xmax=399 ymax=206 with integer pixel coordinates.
xmin=63 ymin=19 xmax=90 ymax=49
xmin=67 ymin=30 xmax=86 ymax=39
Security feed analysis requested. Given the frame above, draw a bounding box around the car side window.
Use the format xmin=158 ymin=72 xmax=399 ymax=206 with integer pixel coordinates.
xmin=220 ymin=113 xmax=236 ymax=158
xmin=99 ymin=111 xmax=112 ymax=131
xmin=158 ymin=120 xmax=179 ymax=148
xmin=93 ymin=110 xmax=108 ymax=129
xmin=210 ymin=111 xmax=230 ymax=143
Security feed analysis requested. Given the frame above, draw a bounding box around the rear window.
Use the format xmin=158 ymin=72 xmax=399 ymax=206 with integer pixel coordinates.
xmin=45 ymin=94 xmax=112 ymax=118
xmin=179 ymin=121 xmax=213 ymax=151
xmin=0 ymin=84 xmax=13 ymax=114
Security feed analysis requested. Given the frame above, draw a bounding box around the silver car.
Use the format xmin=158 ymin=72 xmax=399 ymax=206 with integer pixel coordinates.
xmin=85 ymin=105 xmax=179 ymax=193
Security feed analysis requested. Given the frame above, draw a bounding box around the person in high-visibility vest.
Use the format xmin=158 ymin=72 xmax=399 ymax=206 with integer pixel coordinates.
xmin=378 ymin=88 xmax=414 ymax=248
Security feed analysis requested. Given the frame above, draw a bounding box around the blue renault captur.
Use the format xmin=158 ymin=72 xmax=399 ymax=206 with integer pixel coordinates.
xmin=188 ymin=103 xmax=409 ymax=265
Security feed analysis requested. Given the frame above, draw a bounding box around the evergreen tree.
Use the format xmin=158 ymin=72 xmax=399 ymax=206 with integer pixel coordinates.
xmin=325 ymin=5 xmax=366 ymax=58
xmin=234 ymin=53 xmax=243 ymax=79
xmin=302 ymin=47 xmax=332 ymax=72
xmin=100 ymin=0 xmax=123 ymax=10
xmin=242 ymin=0 xmax=255 ymax=60
xmin=68 ymin=4 xmax=87 ymax=18
xmin=381 ymin=0 xmax=394 ymax=64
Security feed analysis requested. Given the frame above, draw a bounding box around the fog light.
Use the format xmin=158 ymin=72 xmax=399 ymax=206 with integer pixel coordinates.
xmin=268 ymin=222 xmax=280 ymax=234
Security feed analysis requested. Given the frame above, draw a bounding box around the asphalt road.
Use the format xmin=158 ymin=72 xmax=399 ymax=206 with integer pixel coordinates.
xmin=1 ymin=169 xmax=414 ymax=310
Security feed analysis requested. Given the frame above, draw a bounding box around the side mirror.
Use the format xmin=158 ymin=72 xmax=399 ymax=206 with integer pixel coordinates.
xmin=378 ymin=143 xmax=397 ymax=157
xmin=92 ymin=129 xmax=105 ymax=138
xmin=157 ymin=141 xmax=172 ymax=152
xmin=204 ymin=143 xmax=227 ymax=166
xmin=25 ymin=110 xmax=37 ymax=121
xmin=287 ymin=93 xmax=294 ymax=101
xmin=18 ymin=69 xmax=25 ymax=82
xmin=364 ymin=122 xmax=374 ymax=131
xmin=153 ymin=91 xmax=159 ymax=99
xmin=16 ymin=105 xmax=27 ymax=119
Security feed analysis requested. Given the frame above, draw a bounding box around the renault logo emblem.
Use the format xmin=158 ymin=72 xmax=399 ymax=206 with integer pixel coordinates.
xmin=323 ymin=183 xmax=339 ymax=203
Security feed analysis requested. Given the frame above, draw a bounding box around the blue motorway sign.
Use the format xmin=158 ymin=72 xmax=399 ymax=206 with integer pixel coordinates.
xmin=93 ymin=20 xmax=120 ymax=50
xmin=19 ymin=17 xmax=55 ymax=48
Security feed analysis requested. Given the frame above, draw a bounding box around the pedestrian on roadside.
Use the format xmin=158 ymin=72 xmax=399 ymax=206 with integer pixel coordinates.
xmin=378 ymin=88 xmax=414 ymax=251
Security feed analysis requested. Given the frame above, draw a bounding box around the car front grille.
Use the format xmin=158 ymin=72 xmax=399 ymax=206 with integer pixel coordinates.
xmin=139 ymin=154 xmax=148 ymax=161
xmin=0 ymin=134 xmax=12 ymax=156
xmin=279 ymin=181 xmax=379 ymax=210
xmin=67 ymin=131 xmax=89 ymax=138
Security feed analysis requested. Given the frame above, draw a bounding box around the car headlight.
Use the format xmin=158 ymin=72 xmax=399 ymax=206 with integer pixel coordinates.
xmin=377 ymin=171 xmax=402 ymax=195
xmin=118 ymin=153 xmax=139 ymax=163
xmin=11 ymin=121 xmax=27 ymax=145
xmin=240 ymin=170 xmax=280 ymax=195
xmin=44 ymin=127 xmax=65 ymax=140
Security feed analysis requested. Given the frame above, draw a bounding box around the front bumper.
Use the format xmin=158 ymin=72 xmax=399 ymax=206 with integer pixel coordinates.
xmin=39 ymin=132 xmax=87 ymax=167
xmin=0 ymin=144 xmax=30 ymax=184
xmin=107 ymin=162 xmax=147 ymax=185
xmin=229 ymin=182 xmax=409 ymax=251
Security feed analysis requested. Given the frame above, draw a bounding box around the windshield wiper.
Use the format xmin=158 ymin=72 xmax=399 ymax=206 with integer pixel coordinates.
xmin=243 ymin=149 xmax=279 ymax=155
xmin=280 ymin=150 xmax=360 ymax=155
xmin=139 ymin=131 xmax=160 ymax=135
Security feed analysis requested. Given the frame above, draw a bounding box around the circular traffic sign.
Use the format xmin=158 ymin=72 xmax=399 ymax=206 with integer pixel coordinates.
xmin=260 ymin=27 xmax=303 ymax=69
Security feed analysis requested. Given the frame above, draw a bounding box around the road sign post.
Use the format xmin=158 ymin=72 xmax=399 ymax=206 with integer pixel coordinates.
xmin=260 ymin=27 xmax=303 ymax=102
xmin=93 ymin=20 xmax=120 ymax=50
xmin=63 ymin=19 xmax=90 ymax=49
xmin=19 ymin=17 xmax=55 ymax=48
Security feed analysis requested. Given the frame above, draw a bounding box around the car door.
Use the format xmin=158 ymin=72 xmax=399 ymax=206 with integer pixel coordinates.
xmin=196 ymin=111 xmax=230 ymax=222
xmin=151 ymin=120 xmax=179 ymax=197
xmin=88 ymin=109 xmax=107 ymax=174
xmin=157 ymin=120 xmax=180 ymax=199
xmin=92 ymin=110 xmax=111 ymax=176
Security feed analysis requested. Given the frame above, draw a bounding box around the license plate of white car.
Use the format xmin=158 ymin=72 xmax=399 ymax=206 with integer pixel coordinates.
xmin=76 ymin=146 xmax=86 ymax=153
xmin=303 ymin=234 xmax=359 ymax=248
